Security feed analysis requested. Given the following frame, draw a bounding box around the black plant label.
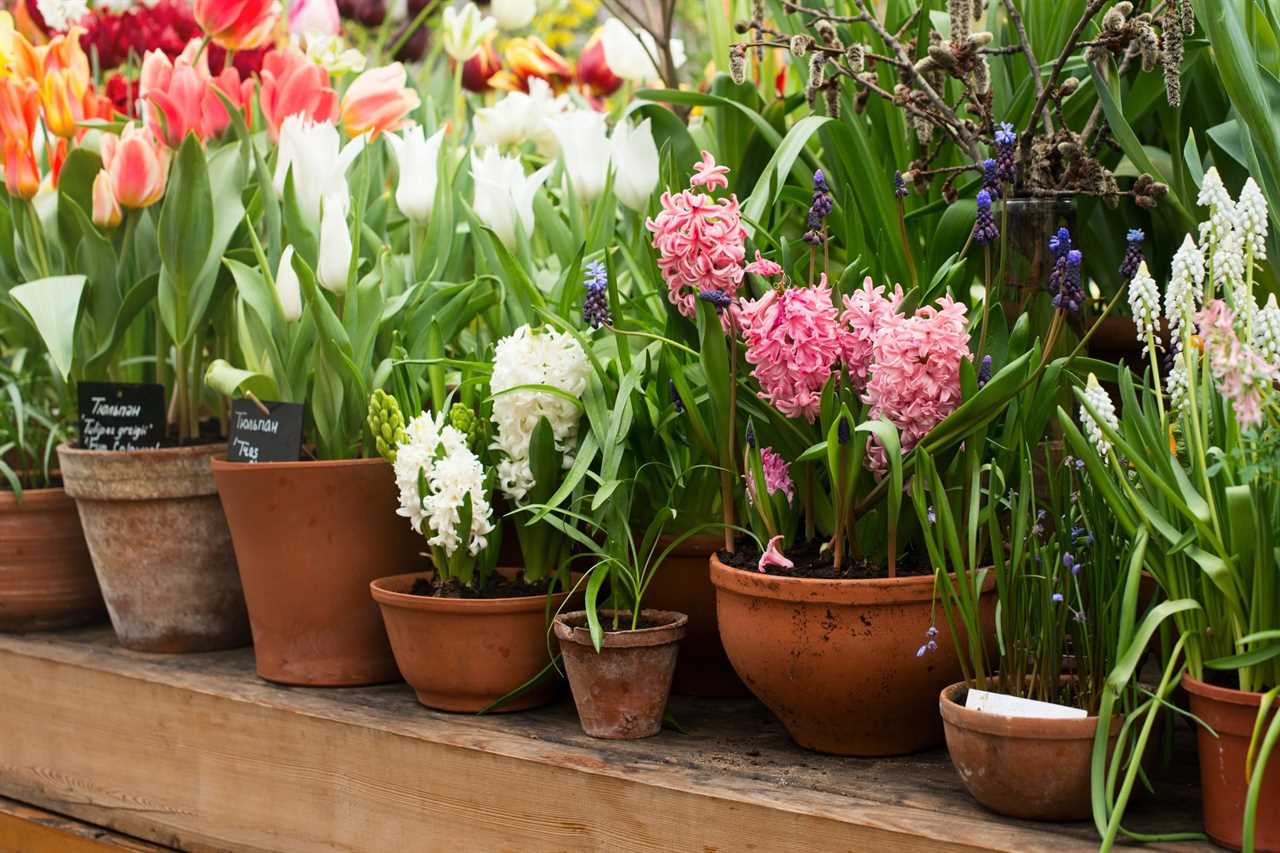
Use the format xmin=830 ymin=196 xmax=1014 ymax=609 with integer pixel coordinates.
xmin=227 ymin=399 xmax=304 ymax=463
xmin=77 ymin=382 xmax=165 ymax=451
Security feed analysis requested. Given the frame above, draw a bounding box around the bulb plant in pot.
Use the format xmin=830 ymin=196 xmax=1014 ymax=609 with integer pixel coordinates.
xmin=205 ymin=72 xmax=442 ymax=687
xmin=370 ymin=321 xmax=589 ymax=712
xmin=1064 ymin=173 xmax=1280 ymax=852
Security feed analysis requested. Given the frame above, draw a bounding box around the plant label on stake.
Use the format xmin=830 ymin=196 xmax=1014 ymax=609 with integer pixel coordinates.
xmin=77 ymin=382 xmax=165 ymax=451
xmin=965 ymin=689 xmax=1087 ymax=720
xmin=227 ymin=398 xmax=304 ymax=463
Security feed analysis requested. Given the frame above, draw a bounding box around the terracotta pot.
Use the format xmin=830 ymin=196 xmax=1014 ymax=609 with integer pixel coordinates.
xmin=554 ymin=609 xmax=687 ymax=739
xmin=370 ymin=571 xmax=566 ymax=712
xmin=643 ymin=534 xmax=747 ymax=697
xmin=213 ymin=457 xmax=422 ymax=686
xmin=57 ymin=443 xmax=249 ymax=653
xmin=710 ymin=555 xmax=993 ymax=756
xmin=940 ymin=681 xmax=1119 ymax=821
xmin=1184 ymin=675 xmax=1280 ymax=851
xmin=0 ymin=487 xmax=104 ymax=631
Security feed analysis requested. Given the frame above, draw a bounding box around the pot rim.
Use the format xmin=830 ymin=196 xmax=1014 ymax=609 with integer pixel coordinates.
xmin=56 ymin=441 xmax=228 ymax=461
xmin=938 ymin=681 xmax=1115 ymax=740
xmin=211 ymin=455 xmax=388 ymax=472
xmin=370 ymin=571 xmax=567 ymax=614
xmin=553 ymin=608 xmax=688 ymax=648
xmin=0 ymin=485 xmax=73 ymax=508
xmin=709 ymin=553 xmax=989 ymax=605
xmin=1182 ymin=673 xmax=1275 ymax=708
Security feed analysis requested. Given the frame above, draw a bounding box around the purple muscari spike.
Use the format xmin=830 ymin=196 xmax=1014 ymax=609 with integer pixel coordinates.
xmin=893 ymin=170 xmax=909 ymax=199
xmin=698 ymin=288 xmax=733 ymax=312
xmin=1048 ymin=230 xmax=1083 ymax=313
xmin=804 ymin=171 xmax=835 ymax=245
xmin=981 ymin=158 xmax=1000 ymax=196
xmin=583 ymin=261 xmax=612 ymax=328
xmin=977 ymin=355 xmax=993 ymax=388
xmin=1120 ymin=228 xmax=1145 ymax=280
xmin=972 ymin=190 xmax=999 ymax=246
xmin=745 ymin=420 xmax=756 ymax=448
xmin=669 ymin=379 xmax=685 ymax=414
xmin=1049 ymin=226 xmax=1073 ymax=258
xmin=994 ymin=121 xmax=1017 ymax=183
xmin=837 ymin=417 xmax=851 ymax=444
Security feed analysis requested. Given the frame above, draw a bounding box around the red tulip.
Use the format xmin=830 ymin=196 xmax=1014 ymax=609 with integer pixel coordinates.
xmin=193 ymin=0 xmax=280 ymax=51
xmin=258 ymin=44 xmax=338 ymax=141
xmin=575 ymin=30 xmax=621 ymax=98
xmin=460 ymin=41 xmax=502 ymax=93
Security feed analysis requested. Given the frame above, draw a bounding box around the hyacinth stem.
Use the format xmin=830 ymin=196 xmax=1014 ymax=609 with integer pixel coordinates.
xmin=895 ymin=199 xmax=918 ymax=290
xmin=978 ymin=245 xmax=993 ymax=357
xmin=1147 ymin=330 xmax=1167 ymax=427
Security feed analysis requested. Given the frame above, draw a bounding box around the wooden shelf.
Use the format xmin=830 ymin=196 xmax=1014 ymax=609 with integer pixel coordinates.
xmin=0 ymin=628 xmax=1213 ymax=852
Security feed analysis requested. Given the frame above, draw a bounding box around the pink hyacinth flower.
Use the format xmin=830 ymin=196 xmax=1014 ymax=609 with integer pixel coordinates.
xmin=690 ymin=150 xmax=729 ymax=191
xmin=744 ymin=250 xmax=783 ymax=278
xmin=758 ymin=535 xmax=794 ymax=573
xmin=746 ymin=446 xmax=795 ymax=505
xmin=841 ymin=276 xmax=905 ymax=392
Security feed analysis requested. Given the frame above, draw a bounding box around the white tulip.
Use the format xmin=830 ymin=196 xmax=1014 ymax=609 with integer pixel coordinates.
xmin=441 ymin=2 xmax=497 ymax=61
xmin=276 ymin=245 xmax=303 ymax=321
xmin=610 ymin=117 xmax=659 ymax=213
xmin=491 ymin=0 xmax=536 ymax=30
xmin=273 ymin=116 xmax=365 ymax=226
xmin=550 ymin=111 xmax=611 ymax=205
xmin=317 ymin=196 xmax=352 ymax=294
xmin=385 ymin=126 xmax=445 ymax=223
xmin=471 ymin=147 xmax=552 ymax=250
xmin=473 ymin=78 xmax=567 ymax=155
xmin=600 ymin=18 xmax=685 ymax=82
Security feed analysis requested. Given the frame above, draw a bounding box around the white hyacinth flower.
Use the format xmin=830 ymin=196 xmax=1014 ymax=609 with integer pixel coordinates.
xmin=1255 ymin=293 xmax=1280 ymax=367
xmin=1211 ymin=226 xmax=1245 ymax=294
xmin=1166 ymin=234 xmax=1205 ymax=338
xmin=1166 ymin=357 xmax=1190 ymax=415
xmin=1080 ymin=373 xmax=1118 ymax=458
xmin=1128 ymin=261 xmax=1161 ymax=355
xmin=393 ymin=411 xmax=494 ymax=557
xmin=489 ymin=325 xmax=590 ymax=502
xmin=1238 ymin=178 xmax=1269 ymax=261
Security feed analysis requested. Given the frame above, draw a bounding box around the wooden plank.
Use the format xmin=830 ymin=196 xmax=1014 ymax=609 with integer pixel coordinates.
xmin=0 ymin=796 xmax=171 ymax=851
xmin=0 ymin=629 xmax=1212 ymax=853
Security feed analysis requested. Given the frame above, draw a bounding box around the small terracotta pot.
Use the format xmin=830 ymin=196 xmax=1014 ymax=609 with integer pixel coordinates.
xmin=642 ymin=534 xmax=747 ymax=697
xmin=370 ymin=571 xmax=567 ymax=712
xmin=57 ymin=443 xmax=249 ymax=653
xmin=0 ymin=487 xmax=104 ymax=631
xmin=553 ymin=609 xmax=687 ymax=739
xmin=939 ymin=681 xmax=1119 ymax=821
xmin=710 ymin=555 xmax=993 ymax=756
xmin=1184 ymin=675 xmax=1280 ymax=851
xmin=213 ymin=457 xmax=423 ymax=686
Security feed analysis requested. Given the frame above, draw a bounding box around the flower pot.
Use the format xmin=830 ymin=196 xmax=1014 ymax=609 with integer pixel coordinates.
xmin=710 ymin=554 xmax=993 ymax=756
xmin=553 ymin=609 xmax=687 ymax=739
xmin=939 ymin=681 xmax=1119 ymax=821
xmin=213 ymin=457 xmax=423 ymax=686
xmin=370 ymin=571 xmax=567 ymax=712
xmin=1184 ymin=675 xmax=1280 ymax=851
xmin=0 ymin=487 xmax=104 ymax=631
xmin=57 ymin=443 xmax=249 ymax=653
xmin=643 ymin=534 xmax=748 ymax=697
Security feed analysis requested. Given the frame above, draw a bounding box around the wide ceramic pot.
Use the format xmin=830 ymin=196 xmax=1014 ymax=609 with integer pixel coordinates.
xmin=710 ymin=554 xmax=993 ymax=756
xmin=939 ymin=681 xmax=1119 ymax=821
xmin=0 ymin=487 xmax=104 ymax=631
xmin=643 ymin=534 xmax=747 ymax=697
xmin=1184 ymin=675 xmax=1280 ymax=851
xmin=371 ymin=571 xmax=567 ymax=712
xmin=213 ymin=457 xmax=423 ymax=686
xmin=554 ymin=609 xmax=687 ymax=739
xmin=57 ymin=443 xmax=249 ymax=653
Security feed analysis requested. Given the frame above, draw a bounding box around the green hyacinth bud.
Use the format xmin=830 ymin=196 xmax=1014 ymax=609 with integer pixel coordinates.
xmin=367 ymin=389 xmax=406 ymax=464
xmin=448 ymin=403 xmax=481 ymax=450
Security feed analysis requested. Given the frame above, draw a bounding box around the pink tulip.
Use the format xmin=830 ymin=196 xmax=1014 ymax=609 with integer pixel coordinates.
xmin=757 ymin=535 xmax=794 ymax=573
xmin=288 ymin=0 xmax=340 ymax=36
xmin=91 ymin=169 xmax=122 ymax=228
xmin=339 ymin=62 xmax=420 ymax=139
xmin=100 ymin=123 xmax=170 ymax=209
xmin=141 ymin=41 xmax=255 ymax=147
xmin=194 ymin=0 xmax=281 ymax=51
xmin=258 ymin=45 xmax=338 ymax=141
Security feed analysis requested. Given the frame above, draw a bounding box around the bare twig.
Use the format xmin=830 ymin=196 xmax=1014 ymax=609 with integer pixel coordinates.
xmin=1001 ymin=0 xmax=1054 ymax=134
xmin=1021 ymin=0 xmax=1107 ymax=158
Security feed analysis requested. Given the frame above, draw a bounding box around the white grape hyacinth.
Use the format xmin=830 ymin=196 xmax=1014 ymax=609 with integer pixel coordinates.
xmin=394 ymin=411 xmax=495 ymax=557
xmin=1238 ymin=178 xmax=1269 ymax=261
xmin=1128 ymin=261 xmax=1161 ymax=356
xmin=1197 ymin=167 xmax=1236 ymax=247
xmin=1080 ymin=373 xmax=1119 ymax=459
xmin=489 ymin=325 xmax=590 ymax=502
xmin=1166 ymin=234 xmax=1205 ymax=338
xmin=1255 ymin=294 xmax=1280 ymax=367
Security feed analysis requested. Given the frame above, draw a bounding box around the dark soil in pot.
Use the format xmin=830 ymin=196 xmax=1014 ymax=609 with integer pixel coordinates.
xmin=717 ymin=538 xmax=932 ymax=580
xmin=553 ymin=609 xmax=687 ymax=739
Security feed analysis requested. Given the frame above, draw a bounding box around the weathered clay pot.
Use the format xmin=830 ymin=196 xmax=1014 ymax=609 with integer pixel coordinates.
xmin=710 ymin=555 xmax=993 ymax=756
xmin=554 ymin=609 xmax=687 ymax=739
xmin=0 ymin=487 xmax=104 ymax=631
xmin=940 ymin=681 xmax=1119 ymax=821
xmin=643 ymin=534 xmax=747 ymax=697
xmin=213 ymin=457 xmax=422 ymax=686
xmin=57 ymin=443 xmax=249 ymax=653
xmin=370 ymin=571 xmax=567 ymax=712
xmin=1184 ymin=675 xmax=1280 ymax=851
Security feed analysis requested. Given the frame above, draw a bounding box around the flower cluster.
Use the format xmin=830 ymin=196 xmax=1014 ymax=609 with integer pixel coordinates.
xmin=393 ymin=410 xmax=495 ymax=557
xmin=746 ymin=447 xmax=795 ymax=505
xmin=79 ymin=0 xmax=201 ymax=71
xmin=736 ymin=277 xmax=846 ymax=422
xmin=994 ymin=121 xmax=1016 ymax=183
xmin=1079 ymin=373 xmax=1118 ymax=457
xmin=839 ymin=277 xmax=904 ymax=392
xmin=803 ymin=169 xmax=834 ymax=245
xmin=1119 ymin=228 xmax=1145 ymax=280
xmin=1195 ymin=300 xmax=1278 ymax=430
xmin=582 ymin=260 xmax=612 ymax=329
xmin=489 ymin=325 xmax=591 ymax=501
xmin=971 ymin=189 xmax=998 ymax=246
xmin=646 ymin=151 xmax=747 ymax=320
xmin=1047 ymin=227 xmax=1083 ymax=312
xmin=981 ymin=158 xmax=999 ymax=196
xmin=1128 ymin=261 xmax=1160 ymax=356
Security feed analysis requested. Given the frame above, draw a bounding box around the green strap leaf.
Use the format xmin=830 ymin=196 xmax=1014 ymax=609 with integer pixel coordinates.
xmin=10 ymin=275 xmax=86 ymax=380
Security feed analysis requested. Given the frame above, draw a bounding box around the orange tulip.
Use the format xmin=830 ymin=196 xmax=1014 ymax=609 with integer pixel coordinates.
xmin=339 ymin=63 xmax=420 ymax=139
xmin=91 ymin=169 xmax=122 ymax=229
xmin=100 ymin=123 xmax=169 ymax=209
xmin=490 ymin=37 xmax=572 ymax=93
xmin=258 ymin=44 xmax=337 ymax=141
xmin=3 ymin=136 xmax=38 ymax=198
xmin=0 ymin=75 xmax=39 ymax=199
xmin=0 ymin=11 xmax=43 ymax=81
xmin=193 ymin=0 xmax=281 ymax=51
xmin=39 ymin=68 xmax=80 ymax=137
xmin=41 ymin=28 xmax=90 ymax=93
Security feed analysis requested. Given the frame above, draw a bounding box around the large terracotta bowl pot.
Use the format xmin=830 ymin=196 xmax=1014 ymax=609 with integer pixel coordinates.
xmin=0 ymin=487 xmax=104 ymax=631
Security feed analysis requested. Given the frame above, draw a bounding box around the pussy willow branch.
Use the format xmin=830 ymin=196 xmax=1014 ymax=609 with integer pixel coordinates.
xmin=1079 ymin=0 xmax=1167 ymax=148
xmin=599 ymin=0 xmax=679 ymax=89
xmin=1021 ymin=0 xmax=1108 ymax=158
xmin=1001 ymin=0 xmax=1054 ymax=134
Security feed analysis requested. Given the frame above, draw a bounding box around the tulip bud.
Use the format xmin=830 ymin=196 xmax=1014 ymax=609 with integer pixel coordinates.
xmin=491 ymin=0 xmax=536 ymax=31
xmin=288 ymin=0 xmax=341 ymax=36
xmin=392 ymin=20 xmax=429 ymax=63
xmin=610 ymin=117 xmax=658 ymax=213
xmin=385 ymin=125 xmax=444 ymax=223
xmin=317 ymin=197 xmax=351 ymax=293
xmin=275 ymin=244 xmax=303 ymax=321
xmin=91 ymin=169 xmax=122 ymax=229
